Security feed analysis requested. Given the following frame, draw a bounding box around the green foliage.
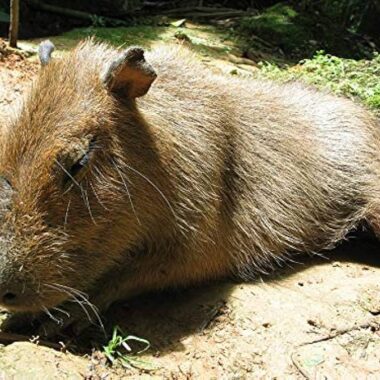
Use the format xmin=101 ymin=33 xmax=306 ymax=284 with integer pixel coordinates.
xmin=238 ymin=1 xmax=377 ymax=59
xmin=256 ymin=51 xmax=380 ymax=112
xmin=57 ymin=26 xmax=164 ymax=48
xmin=103 ymin=326 xmax=156 ymax=371
xmin=0 ymin=7 xmax=9 ymax=23
xmin=315 ymin=0 xmax=370 ymax=32
xmin=366 ymin=94 xmax=380 ymax=108
xmin=239 ymin=3 xmax=312 ymax=54
xmin=90 ymin=15 xmax=106 ymax=28
xmin=50 ymin=23 xmax=237 ymax=59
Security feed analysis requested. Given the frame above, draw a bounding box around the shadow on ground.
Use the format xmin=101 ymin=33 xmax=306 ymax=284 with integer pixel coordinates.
xmin=77 ymin=232 xmax=380 ymax=354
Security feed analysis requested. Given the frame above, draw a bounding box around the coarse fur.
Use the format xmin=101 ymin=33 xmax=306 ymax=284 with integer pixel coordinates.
xmin=0 ymin=39 xmax=380 ymax=332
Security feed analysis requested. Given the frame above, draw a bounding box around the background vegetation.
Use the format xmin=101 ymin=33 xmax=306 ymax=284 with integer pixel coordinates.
xmin=4 ymin=1 xmax=376 ymax=113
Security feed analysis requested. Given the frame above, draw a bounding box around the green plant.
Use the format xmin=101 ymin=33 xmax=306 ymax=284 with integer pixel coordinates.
xmin=90 ymin=14 xmax=106 ymax=28
xmin=103 ymin=326 xmax=156 ymax=371
xmin=319 ymin=0 xmax=370 ymax=32
xmin=239 ymin=3 xmax=312 ymax=54
xmin=255 ymin=50 xmax=380 ymax=113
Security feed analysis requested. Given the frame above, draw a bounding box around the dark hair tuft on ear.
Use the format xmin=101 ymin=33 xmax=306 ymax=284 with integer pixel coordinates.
xmin=103 ymin=46 xmax=157 ymax=99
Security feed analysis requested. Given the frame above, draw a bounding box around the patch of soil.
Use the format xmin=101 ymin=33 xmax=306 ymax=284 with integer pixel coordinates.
xmin=0 ymin=342 xmax=89 ymax=379
xmin=0 ymin=39 xmax=38 ymax=117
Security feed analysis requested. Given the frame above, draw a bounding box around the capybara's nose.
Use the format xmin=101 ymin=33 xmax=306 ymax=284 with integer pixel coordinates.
xmin=0 ymin=284 xmax=24 ymax=306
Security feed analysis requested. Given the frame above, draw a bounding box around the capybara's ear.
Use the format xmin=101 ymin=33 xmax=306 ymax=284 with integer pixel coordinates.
xmin=102 ymin=47 xmax=157 ymax=98
xmin=38 ymin=40 xmax=55 ymax=66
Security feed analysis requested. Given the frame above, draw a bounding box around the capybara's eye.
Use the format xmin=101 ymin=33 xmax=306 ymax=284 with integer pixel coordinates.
xmin=68 ymin=151 xmax=90 ymax=179
xmin=60 ymin=136 xmax=97 ymax=188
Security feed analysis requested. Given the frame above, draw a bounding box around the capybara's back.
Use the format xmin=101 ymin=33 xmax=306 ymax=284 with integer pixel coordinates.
xmin=142 ymin=45 xmax=380 ymax=276
xmin=0 ymin=39 xmax=380 ymax=335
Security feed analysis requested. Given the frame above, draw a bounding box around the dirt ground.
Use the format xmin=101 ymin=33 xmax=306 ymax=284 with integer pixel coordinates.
xmin=1 ymin=44 xmax=380 ymax=380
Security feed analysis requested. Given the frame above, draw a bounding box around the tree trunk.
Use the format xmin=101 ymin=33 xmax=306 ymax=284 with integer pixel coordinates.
xmin=9 ymin=0 xmax=20 ymax=48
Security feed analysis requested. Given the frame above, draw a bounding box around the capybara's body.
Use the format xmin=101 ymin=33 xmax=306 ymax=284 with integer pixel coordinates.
xmin=0 ymin=40 xmax=379 ymax=333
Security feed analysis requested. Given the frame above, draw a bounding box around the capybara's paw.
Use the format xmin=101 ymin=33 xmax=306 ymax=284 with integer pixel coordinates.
xmin=1 ymin=312 xmax=40 ymax=334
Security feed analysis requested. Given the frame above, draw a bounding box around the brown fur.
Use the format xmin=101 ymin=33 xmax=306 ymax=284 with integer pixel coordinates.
xmin=1 ymin=39 xmax=380 ymax=320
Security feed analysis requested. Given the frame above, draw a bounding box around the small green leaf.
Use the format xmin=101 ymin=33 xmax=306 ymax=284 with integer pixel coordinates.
xmin=102 ymin=326 xmax=156 ymax=371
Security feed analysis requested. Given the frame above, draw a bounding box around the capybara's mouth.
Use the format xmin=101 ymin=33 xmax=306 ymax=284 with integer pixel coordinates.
xmin=1 ymin=301 xmax=44 ymax=313
xmin=0 ymin=285 xmax=69 ymax=314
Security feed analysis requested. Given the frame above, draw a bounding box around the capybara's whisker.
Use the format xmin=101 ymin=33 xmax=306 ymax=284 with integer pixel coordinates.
xmin=89 ymin=180 xmax=109 ymax=211
xmin=54 ymin=159 xmax=82 ymax=190
xmin=52 ymin=306 xmax=71 ymax=318
xmin=124 ymin=163 xmax=177 ymax=220
xmin=64 ymin=198 xmax=71 ymax=229
xmin=46 ymin=284 xmax=94 ymax=325
xmin=48 ymin=283 xmax=104 ymax=332
xmin=43 ymin=306 xmax=63 ymax=325
xmin=112 ymin=159 xmax=141 ymax=225
xmin=81 ymin=187 xmax=96 ymax=225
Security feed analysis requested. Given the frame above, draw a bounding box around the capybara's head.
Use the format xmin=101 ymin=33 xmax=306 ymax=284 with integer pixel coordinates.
xmin=0 ymin=40 xmax=157 ymax=312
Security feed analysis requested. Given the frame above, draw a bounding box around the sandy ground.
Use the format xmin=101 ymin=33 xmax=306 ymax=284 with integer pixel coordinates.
xmin=0 ymin=47 xmax=380 ymax=380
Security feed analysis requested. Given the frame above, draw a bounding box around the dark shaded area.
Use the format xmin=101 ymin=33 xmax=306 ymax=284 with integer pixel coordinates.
xmin=70 ymin=227 xmax=380 ymax=354
xmin=0 ymin=0 xmax=84 ymax=38
xmin=110 ymin=237 xmax=380 ymax=347
xmin=238 ymin=1 xmax=380 ymax=60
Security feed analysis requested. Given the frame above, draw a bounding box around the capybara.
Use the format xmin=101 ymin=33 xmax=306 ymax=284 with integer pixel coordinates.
xmin=0 ymin=39 xmax=379 ymax=336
